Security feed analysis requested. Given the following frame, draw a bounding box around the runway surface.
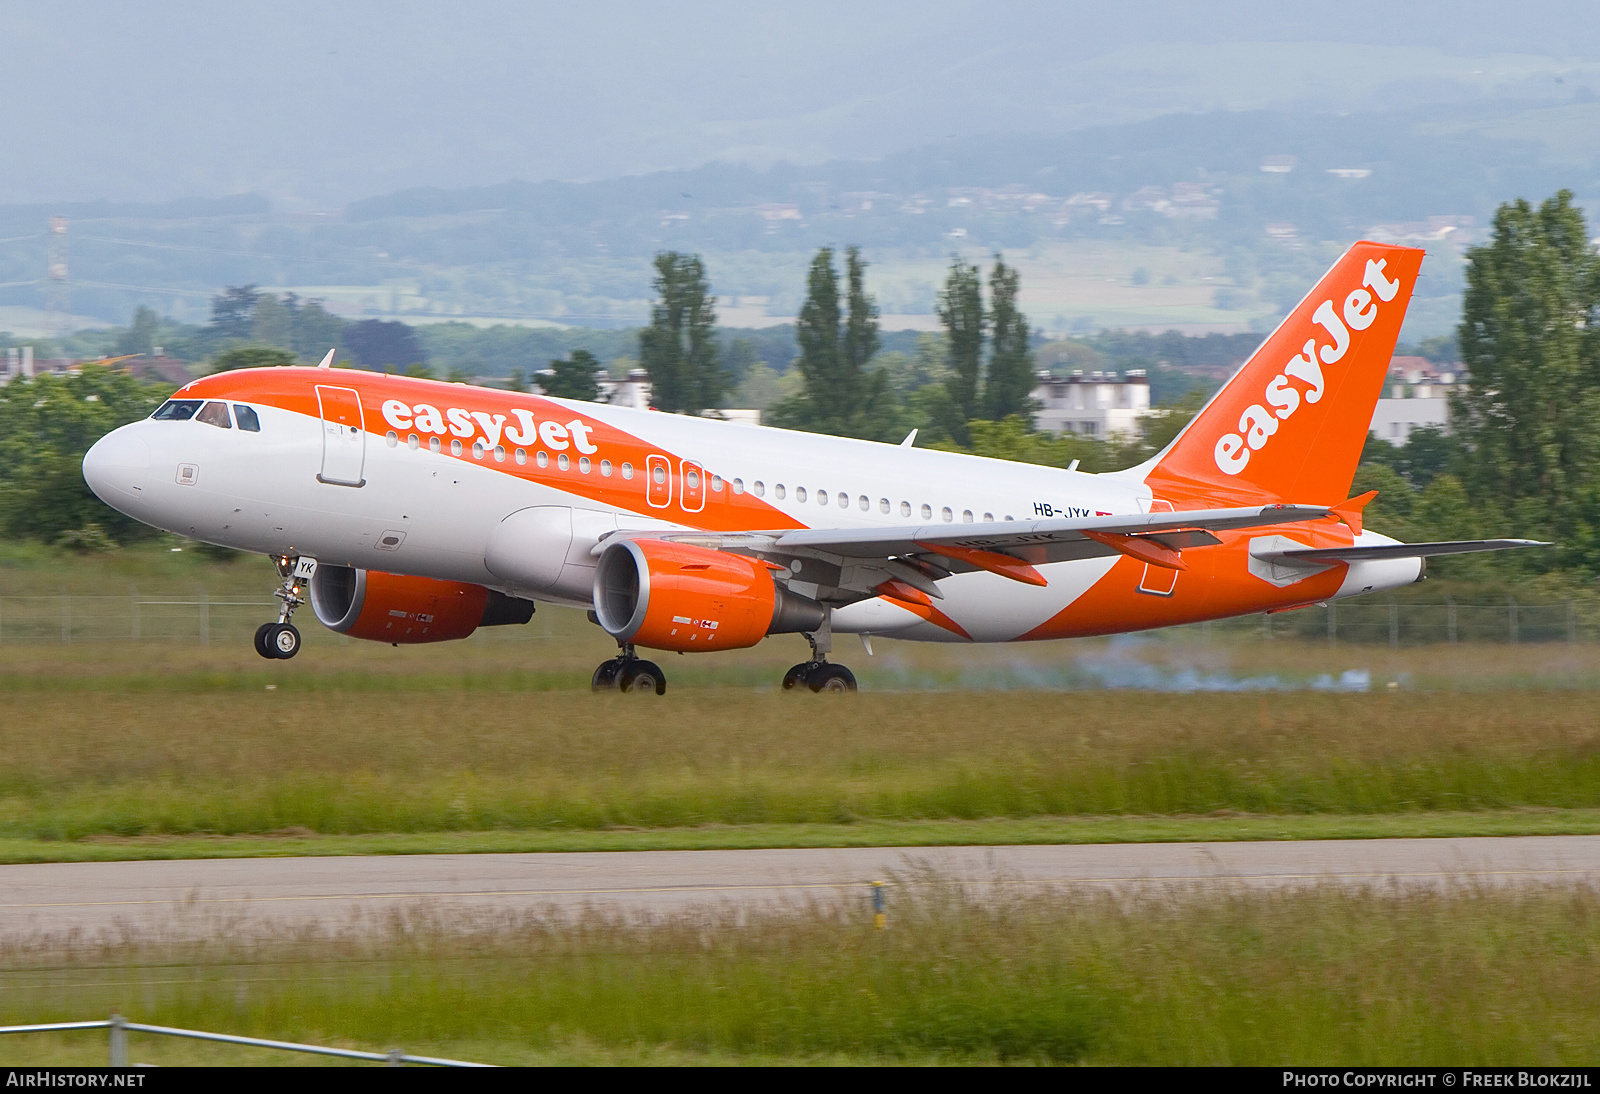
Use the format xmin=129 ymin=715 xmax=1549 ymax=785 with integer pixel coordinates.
xmin=5 ymin=836 xmax=1600 ymax=937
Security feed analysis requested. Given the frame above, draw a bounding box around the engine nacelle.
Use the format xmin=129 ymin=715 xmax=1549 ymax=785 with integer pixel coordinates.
xmin=593 ymin=539 xmax=825 ymax=652
xmin=309 ymin=565 xmax=534 ymax=644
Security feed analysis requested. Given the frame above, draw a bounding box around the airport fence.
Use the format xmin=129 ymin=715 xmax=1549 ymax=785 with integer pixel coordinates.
xmin=0 ymin=1013 xmax=490 ymax=1066
xmin=0 ymin=591 xmax=1594 ymax=648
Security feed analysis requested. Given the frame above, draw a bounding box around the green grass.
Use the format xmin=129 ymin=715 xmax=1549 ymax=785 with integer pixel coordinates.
xmin=6 ymin=882 xmax=1600 ymax=1065
xmin=2 ymin=810 xmax=1600 ymax=864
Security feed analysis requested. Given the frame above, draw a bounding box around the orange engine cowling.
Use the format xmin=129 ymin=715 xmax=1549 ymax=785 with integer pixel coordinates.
xmin=309 ymin=565 xmax=535 ymax=644
xmin=592 ymin=539 xmax=825 ymax=653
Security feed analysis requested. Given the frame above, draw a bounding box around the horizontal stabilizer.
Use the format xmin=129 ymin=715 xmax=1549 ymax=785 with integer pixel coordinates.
xmin=1269 ymin=539 xmax=1549 ymax=565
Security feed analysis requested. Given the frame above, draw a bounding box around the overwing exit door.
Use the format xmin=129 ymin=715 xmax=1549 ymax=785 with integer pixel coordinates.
xmin=316 ymin=385 xmax=366 ymax=487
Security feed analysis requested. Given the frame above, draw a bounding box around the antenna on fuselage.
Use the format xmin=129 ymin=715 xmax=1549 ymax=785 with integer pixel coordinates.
xmin=900 ymin=429 xmax=917 ymax=448
xmin=316 ymin=349 xmax=335 ymax=369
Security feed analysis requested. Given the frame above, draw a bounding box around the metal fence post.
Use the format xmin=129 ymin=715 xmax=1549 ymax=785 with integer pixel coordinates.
xmin=1568 ymin=600 xmax=1577 ymax=645
xmin=1262 ymin=613 xmax=1271 ymax=642
xmin=199 ymin=588 xmax=210 ymax=646
xmin=61 ymin=590 xmax=69 ymax=645
xmin=109 ymin=1012 xmax=127 ymax=1067
xmin=1387 ymin=596 xmax=1398 ymax=650
xmin=130 ymin=585 xmax=139 ymax=640
xmin=1509 ymin=596 xmax=1519 ymax=645
xmin=1445 ymin=595 xmax=1457 ymax=644
xmin=1327 ymin=600 xmax=1336 ymax=644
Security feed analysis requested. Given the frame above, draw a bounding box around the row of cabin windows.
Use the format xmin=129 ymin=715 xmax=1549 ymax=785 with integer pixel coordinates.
xmin=726 ymin=477 xmax=1006 ymax=522
xmin=151 ymin=400 xmax=262 ymax=431
xmin=380 ymin=428 xmax=1013 ymax=523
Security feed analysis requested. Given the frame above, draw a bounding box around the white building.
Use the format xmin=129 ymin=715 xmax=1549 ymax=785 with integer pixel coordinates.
xmin=1031 ymin=369 xmax=1151 ymax=439
xmin=598 ymin=368 xmax=652 ymax=410
xmin=1368 ymin=357 xmax=1456 ymax=445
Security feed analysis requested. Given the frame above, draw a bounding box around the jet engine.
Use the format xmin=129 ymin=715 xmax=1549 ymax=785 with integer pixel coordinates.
xmin=309 ymin=565 xmax=534 ymax=644
xmin=592 ymin=538 xmax=825 ymax=652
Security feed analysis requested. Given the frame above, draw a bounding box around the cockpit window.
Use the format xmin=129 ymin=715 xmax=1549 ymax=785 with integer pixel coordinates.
xmin=196 ymin=401 xmax=232 ymax=429
xmin=233 ymin=404 xmax=261 ymax=432
xmin=151 ymin=399 xmax=202 ymax=421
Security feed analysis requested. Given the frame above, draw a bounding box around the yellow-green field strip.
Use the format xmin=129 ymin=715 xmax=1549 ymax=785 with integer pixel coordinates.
xmin=11 ymin=809 xmax=1600 ymax=864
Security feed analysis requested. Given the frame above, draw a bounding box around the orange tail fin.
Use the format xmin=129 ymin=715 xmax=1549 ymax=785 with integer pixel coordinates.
xmin=1144 ymin=241 xmax=1424 ymax=507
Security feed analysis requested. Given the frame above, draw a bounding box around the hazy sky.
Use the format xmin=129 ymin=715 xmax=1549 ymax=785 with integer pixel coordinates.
xmin=4 ymin=0 xmax=1597 ymax=208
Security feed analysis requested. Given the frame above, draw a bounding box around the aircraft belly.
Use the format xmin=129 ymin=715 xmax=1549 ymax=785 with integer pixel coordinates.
xmin=831 ymin=555 xmax=1118 ymax=642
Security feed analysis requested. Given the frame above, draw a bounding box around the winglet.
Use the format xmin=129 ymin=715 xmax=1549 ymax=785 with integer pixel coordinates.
xmin=1331 ymin=490 xmax=1379 ymax=537
xmin=317 ymin=349 xmax=335 ymax=369
xmin=900 ymin=429 xmax=917 ymax=448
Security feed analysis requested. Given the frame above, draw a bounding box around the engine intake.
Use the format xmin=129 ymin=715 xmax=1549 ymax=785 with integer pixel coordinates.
xmin=310 ymin=565 xmax=534 ymax=644
xmin=593 ymin=539 xmax=825 ymax=652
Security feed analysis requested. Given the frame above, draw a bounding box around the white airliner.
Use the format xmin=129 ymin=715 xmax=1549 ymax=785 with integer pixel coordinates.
xmin=82 ymin=241 xmax=1540 ymax=692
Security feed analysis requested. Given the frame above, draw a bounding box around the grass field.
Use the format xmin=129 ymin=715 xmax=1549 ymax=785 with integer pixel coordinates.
xmin=6 ymin=639 xmax=1600 ymax=851
xmin=4 ymin=882 xmax=1600 ymax=1066
xmin=8 ymin=545 xmax=1600 ymax=857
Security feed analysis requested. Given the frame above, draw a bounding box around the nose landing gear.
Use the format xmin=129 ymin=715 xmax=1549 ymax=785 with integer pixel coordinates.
xmin=254 ymin=554 xmax=310 ymax=660
xmin=591 ymin=644 xmax=667 ymax=694
xmin=781 ymin=618 xmax=857 ymax=693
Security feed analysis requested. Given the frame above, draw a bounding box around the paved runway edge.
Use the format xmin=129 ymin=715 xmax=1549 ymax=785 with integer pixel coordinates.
xmin=4 ymin=835 xmax=1599 ymax=936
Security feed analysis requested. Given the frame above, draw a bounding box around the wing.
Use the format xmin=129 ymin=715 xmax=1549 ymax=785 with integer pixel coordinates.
xmin=599 ymin=504 xmax=1335 ymax=603
xmin=1261 ymin=539 xmax=1549 ymax=565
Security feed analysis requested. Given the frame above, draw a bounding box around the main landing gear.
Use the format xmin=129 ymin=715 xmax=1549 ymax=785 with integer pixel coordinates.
xmin=592 ymin=644 xmax=667 ymax=694
xmin=781 ymin=620 xmax=857 ymax=693
xmin=254 ymin=554 xmax=306 ymax=660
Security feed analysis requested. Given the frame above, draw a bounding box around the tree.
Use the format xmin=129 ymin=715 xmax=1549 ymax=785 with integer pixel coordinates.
xmin=543 ymin=350 xmax=602 ymax=401
xmin=208 ymin=286 xmax=259 ymax=342
xmin=0 ymin=365 xmax=173 ymax=545
xmin=984 ymin=256 xmax=1035 ymax=421
xmin=210 ymin=346 xmax=296 ymax=373
xmin=1454 ymin=189 xmax=1600 ymax=564
xmin=639 ymin=252 xmax=723 ymax=414
xmin=114 ymin=306 xmax=161 ymax=357
xmin=770 ymin=246 xmax=895 ymax=439
xmin=251 ymin=293 xmax=293 ymax=349
xmin=344 ymin=319 xmax=425 ymax=370
xmin=288 ymin=298 xmax=345 ymax=361
xmin=937 ymin=259 xmax=985 ymax=444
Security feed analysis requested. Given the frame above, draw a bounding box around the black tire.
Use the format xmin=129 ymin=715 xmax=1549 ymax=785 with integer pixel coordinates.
xmin=269 ymin=622 xmax=301 ymax=659
xmin=808 ymin=663 xmax=857 ymax=694
xmin=619 ymin=660 xmax=666 ymax=695
xmin=781 ymin=663 xmax=813 ymax=691
xmin=591 ymin=659 xmax=623 ymax=691
xmin=254 ymin=622 xmax=276 ymax=659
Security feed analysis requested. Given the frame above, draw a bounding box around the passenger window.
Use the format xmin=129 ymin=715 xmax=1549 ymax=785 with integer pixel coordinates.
xmin=754 ymin=481 xmax=765 ymax=497
xmin=733 ymin=478 xmax=745 ymax=494
xmin=795 ymin=487 xmax=806 ymax=502
xmin=196 ymin=401 xmax=232 ymax=429
xmin=859 ymin=496 xmax=870 ymax=511
xmin=879 ymin=499 xmax=890 ymax=513
xmin=900 ymin=501 xmax=911 ymax=517
xmin=621 ymin=462 xmax=633 ymax=479
xmin=839 ymin=493 xmax=850 ymax=509
xmin=920 ymin=503 xmax=932 ymax=519
xmin=152 ymin=399 xmax=202 ymax=421
xmin=815 ymin=489 xmax=825 ymax=505
xmin=775 ymin=484 xmax=785 ymax=499
xmin=942 ymin=507 xmax=953 ymax=522
xmin=233 ymin=404 xmax=261 ymax=432
xmin=962 ymin=510 xmax=974 ymax=523
xmin=983 ymin=512 xmax=994 ymax=522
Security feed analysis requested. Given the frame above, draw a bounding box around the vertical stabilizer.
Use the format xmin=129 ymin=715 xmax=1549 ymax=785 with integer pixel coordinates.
xmin=1144 ymin=241 xmax=1424 ymax=506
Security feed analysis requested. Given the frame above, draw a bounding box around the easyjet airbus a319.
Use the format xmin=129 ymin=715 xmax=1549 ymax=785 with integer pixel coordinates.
xmin=82 ymin=242 xmax=1541 ymax=693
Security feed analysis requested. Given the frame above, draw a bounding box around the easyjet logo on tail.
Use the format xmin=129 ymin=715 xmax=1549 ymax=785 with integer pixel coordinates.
xmin=1213 ymin=259 xmax=1403 ymax=476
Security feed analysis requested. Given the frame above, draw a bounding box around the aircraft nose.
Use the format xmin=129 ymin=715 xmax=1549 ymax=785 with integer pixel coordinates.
xmin=82 ymin=425 xmax=153 ymax=504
